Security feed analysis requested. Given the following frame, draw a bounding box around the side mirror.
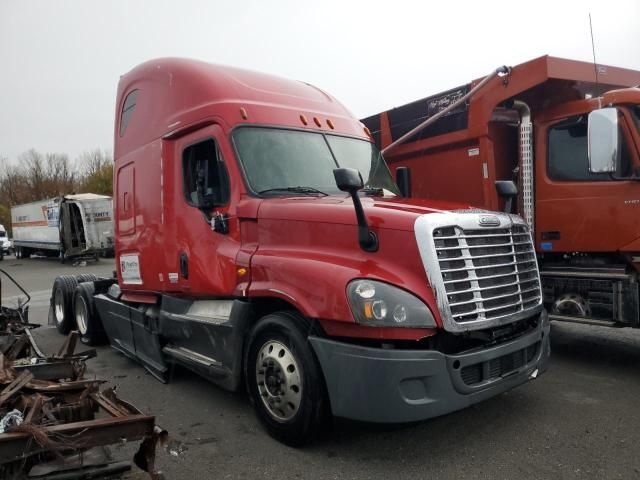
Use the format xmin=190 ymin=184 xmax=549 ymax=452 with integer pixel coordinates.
xmin=334 ymin=167 xmax=364 ymax=193
xmin=396 ymin=166 xmax=412 ymax=197
xmin=588 ymin=108 xmax=618 ymax=173
xmin=495 ymin=180 xmax=518 ymax=214
xmin=333 ymin=168 xmax=378 ymax=252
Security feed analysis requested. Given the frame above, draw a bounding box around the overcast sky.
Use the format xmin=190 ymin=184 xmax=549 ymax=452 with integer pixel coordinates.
xmin=1 ymin=0 xmax=639 ymax=162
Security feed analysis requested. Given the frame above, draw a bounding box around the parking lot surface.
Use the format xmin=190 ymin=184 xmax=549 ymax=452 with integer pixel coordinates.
xmin=1 ymin=256 xmax=639 ymax=479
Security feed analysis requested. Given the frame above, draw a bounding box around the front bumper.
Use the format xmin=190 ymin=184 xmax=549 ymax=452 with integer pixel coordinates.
xmin=310 ymin=311 xmax=550 ymax=423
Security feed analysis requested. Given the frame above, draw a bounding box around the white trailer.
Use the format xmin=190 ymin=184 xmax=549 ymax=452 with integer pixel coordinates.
xmin=11 ymin=194 xmax=114 ymax=260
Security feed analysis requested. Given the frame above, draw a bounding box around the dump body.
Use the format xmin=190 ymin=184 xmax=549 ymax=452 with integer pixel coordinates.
xmin=11 ymin=194 xmax=114 ymax=259
xmin=56 ymin=58 xmax=551 ymax=443
xmin=362 ymin=55 xmax=640 ymax=328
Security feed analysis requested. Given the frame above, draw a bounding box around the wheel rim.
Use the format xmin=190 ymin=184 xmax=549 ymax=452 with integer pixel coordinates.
xmin=256 ymin=340 xmax=302 ymax=421
xmin=75 ymin=296 xmax=88 ymax=334
xmin=54 ymin=288 xmax=65 ymax=324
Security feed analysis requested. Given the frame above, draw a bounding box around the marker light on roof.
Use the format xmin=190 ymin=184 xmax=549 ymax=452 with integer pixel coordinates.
xmin=240 ymin=107 xmax=248 ymax=120
xmin=326 ymin=119 xmax=335 ymax=129
xmin=300 ymin=114 xmax=308 ymax=125
xmin=313 ymin=117 xmax=322 ymax=127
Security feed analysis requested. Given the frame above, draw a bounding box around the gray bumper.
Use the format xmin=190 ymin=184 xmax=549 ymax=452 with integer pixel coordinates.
xmin=310 ymin=311 xmax=550 ymax=423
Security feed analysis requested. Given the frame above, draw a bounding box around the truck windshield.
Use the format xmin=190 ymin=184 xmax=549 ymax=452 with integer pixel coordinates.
xmin=233 ymin=127 xmax=400 ymax=196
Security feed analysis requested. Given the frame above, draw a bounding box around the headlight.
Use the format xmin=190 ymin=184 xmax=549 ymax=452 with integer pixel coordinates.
xmin=347 ymin=279 xmax=437 ymax=328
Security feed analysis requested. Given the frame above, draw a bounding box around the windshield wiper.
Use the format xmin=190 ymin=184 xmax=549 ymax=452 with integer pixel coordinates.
xmin=361 ymin=186 xmax=384 ymax=196
xmin=258 ymin=186 xmax=328 ymax=196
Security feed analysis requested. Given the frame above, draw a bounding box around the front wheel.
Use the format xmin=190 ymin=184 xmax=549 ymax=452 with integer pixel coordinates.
xmin=245 ymin=311 xmax=329 ymax=446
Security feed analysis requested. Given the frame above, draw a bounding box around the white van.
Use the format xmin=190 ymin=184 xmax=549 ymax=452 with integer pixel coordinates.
xmin=0 ymin=225 xmax=11 ymax=257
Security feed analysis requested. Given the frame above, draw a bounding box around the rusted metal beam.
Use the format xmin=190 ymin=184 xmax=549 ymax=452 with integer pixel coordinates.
xmin=0 ymin=414 xmax=155 ymax=465
xmin=24 ymin=394 xmax=43 ymax=424
xmin=90 ymin=392 xmax=131 ymax=418
xmin=0 ymin=370 xmax=34 ymax=407
xmin=56 ymin=331 xmax=79 ymax=358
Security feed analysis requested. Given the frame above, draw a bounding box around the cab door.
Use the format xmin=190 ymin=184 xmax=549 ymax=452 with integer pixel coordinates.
xmin=165 ymin=123 xmax=242 ymax=296
xmin=535 ymin=107 xmax=640 ymax=253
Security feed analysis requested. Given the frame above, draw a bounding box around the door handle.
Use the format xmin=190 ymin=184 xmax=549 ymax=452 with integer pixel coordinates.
xmin=179 ymin=252 xmax=189 ymax=279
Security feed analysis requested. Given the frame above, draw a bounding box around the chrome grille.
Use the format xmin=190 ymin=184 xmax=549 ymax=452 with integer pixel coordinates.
xmin=433 ymin=224 xmax=541 ymax=324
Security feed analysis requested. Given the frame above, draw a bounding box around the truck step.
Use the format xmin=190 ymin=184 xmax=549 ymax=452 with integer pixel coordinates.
xmin=162 ymin=345 xmax=226 ymax=369
xmin=549 ymin=314 xmax=619 ymax=328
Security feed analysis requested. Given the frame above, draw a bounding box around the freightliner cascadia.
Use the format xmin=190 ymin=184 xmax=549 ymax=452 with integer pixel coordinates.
xmin=363 ymin=55 xmax=640 ymax=331
xmin=51 ymin=58 xmax=549 ymax=445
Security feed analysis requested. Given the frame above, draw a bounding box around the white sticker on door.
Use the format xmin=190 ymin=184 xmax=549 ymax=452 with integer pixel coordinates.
xmin=120 ymin=254 xmax=143 ymax=285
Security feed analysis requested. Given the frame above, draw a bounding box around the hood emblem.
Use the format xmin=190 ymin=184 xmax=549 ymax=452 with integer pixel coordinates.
xmin=478 ymin=215 xmax=501 ymax=227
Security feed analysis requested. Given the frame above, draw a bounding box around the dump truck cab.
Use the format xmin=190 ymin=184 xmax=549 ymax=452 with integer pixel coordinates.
xmin=53 ymin=58 xmax=549 ymax=445
xmin=363 ymin=55 xmax=640 ymax=328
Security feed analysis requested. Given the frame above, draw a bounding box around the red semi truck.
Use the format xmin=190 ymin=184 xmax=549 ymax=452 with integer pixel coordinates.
xmin=51 ymin=58 xmax=549 ymax=445
xmin=362 ymin=56 xmax=640 ymax=329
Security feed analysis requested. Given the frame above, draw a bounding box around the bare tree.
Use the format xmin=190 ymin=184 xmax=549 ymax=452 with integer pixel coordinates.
xmin=77 ymin=149 xmax=113 ymax=195
xmin=77 ymin=149 xmax=112 ymax=177
xmin=19 ymin=149 xmax=47 ymax=201
xmin=45 ymin=153 xmax=76 ymax=196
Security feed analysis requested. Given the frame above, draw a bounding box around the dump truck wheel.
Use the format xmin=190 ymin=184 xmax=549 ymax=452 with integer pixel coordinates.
xmin=245 ymin=311 xmax=328 ymax=446
xmin=74 ymin=282 xmax=107 ymax=345
xmin=51 ymin=275 xmax=79 ymax=334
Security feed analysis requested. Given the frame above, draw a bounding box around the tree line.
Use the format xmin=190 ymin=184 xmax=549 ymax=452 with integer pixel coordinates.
xmin=0 ymin=149 xmax=113 ymax=234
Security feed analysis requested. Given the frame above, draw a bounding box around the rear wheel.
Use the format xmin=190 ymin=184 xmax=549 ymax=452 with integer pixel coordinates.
xmin=77 ymin=273 xmax=98 ymax=284
xmin=245 ymin=311 xmax=329 ymax=446
xmin=51 ymin=275 xmax=79 ymax=334
xmin=74 ymin=282 xmax=106 ymax=345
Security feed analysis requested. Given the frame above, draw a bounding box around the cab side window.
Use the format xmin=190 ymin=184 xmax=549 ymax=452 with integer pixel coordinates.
xmin=548 ymin=113 xmax=631 ymax=181
xmin=183 ymin=139 xmax=230 ymax=207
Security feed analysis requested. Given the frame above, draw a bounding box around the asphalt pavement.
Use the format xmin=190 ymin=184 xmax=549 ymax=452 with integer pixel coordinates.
xmin=2 ymin=255 xmax=639 ymax=479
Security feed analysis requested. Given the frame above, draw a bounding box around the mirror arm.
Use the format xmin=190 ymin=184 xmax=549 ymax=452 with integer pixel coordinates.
xmin=349 ymin=192 xmax=378 ymax=252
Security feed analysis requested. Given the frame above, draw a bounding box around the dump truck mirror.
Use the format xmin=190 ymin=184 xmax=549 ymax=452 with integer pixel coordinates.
xmin=588 ymin=108 xmax=618 ymax=173
xmin=495 ymin=180 xmax=518 ymax=214
xmin=396 ymin=167 xmax=411 ymax=197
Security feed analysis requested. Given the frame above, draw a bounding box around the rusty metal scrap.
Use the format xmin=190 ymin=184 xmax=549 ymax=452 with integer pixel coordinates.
xmin=0 ymin=273 xmax=164 ymax=479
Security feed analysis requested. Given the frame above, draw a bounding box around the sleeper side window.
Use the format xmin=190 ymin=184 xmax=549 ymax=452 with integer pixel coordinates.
xmin=183 ymin=139 xmax=230 ymax=208
xmin=119 ymin=90 xmax=139 ymax=137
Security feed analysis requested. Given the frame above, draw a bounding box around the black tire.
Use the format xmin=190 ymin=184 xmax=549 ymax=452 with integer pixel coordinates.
xmin=77 ymin=273 xmax=98 ymax=284
xmin=51 ymin=275 xmax=79 ymax=334
xmin=15 ymin=247 xmax=21 ymax=259
xmin=245 ymin=311 xmax=329 ymax=446
xmin=74 ymin=282 xmax=107 ymax=345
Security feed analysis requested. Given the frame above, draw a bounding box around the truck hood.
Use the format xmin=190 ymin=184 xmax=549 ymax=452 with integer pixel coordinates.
xmin=257 ymin=195 xmax=478 ymax=231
